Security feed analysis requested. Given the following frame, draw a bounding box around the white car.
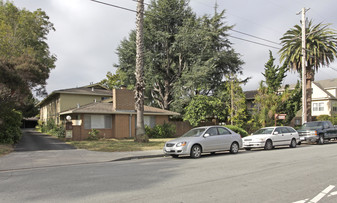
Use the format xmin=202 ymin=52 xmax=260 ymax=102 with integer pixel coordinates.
xmin=242 ymin=126 xmax=300 ymax=150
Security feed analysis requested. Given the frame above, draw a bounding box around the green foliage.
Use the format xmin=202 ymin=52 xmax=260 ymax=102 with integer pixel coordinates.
xmin=0 ymin=109 xmax=22 ymax=144
xmin=253 ymin=52 xmax=301 ymax=128
xmin=100 ymin=71 xmax=123 ymax=90
xmin=145 ymin=123 xmax=176 ymax=138
xmin=51 ymin=125 xmax=65 ymax=139
xmin=263 ymin=51 xmax=288 ymax=94
xmin=183 ymin=95 xmax=227 ymax=127
xmin=221 ymin=74 xmax=248 ymax=128
xmin=87 ymin=129 xmax=101 ymax=141
xmin=224 ymin=125 xmax=248 ymax=137
xmin=317 ymin=115 xmax=337 ymax=125
xmin=116 ymin=0 xmax=243 ymax=111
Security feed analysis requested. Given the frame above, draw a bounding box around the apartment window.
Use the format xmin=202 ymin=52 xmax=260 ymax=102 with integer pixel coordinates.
xmin=144 ymin=116 xmax=156 ymax=128
xmin=84 ymin=115 xmax=112 ymax=129
xmin=313 ymin=102 xmax=324 ymax=111
xmin=333 ymin=106 xmax=337 ymax=112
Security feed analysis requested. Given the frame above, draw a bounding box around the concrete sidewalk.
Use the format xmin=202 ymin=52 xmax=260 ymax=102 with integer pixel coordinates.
xmin=0 ymin=149 xmax=165 ymax=172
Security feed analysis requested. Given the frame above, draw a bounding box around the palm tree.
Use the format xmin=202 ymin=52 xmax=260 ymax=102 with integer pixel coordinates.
xmin=135 ymin=0 xmax=148 ymax=143
xmin=279 ymin=20 xmax=337 ymax=121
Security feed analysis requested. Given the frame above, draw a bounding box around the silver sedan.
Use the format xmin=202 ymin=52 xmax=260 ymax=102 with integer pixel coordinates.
xmin=163 ymin=126 xmax=243 ymax=158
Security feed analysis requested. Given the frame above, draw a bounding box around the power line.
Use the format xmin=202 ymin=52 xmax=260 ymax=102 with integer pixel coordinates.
xmin=230 ymin=29 xmax=281 ymax=46
xmin=91 ymin=0 xmax=137 ymax=13
xmin=90 ymin=0 xmax=282 ymax=50
xmin=228 ymin=35 xmax=281 ymax=50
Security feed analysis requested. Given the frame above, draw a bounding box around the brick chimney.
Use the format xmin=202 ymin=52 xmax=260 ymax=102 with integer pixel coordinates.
xmin=113 ymin=88 xmax=135 ymax=111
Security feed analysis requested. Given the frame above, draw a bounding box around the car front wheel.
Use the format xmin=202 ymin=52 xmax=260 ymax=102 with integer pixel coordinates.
xmin=190 ymin=145 xmax=202 ymax=158
xmin=264 ymin=140 xmax=273 ymax=150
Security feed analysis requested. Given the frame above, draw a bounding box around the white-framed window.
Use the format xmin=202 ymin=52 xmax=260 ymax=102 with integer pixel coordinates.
xmin=84 ymin=115 xmax=112 ymax=129
xmin=313 ymin=102 xmax=324 ymax=111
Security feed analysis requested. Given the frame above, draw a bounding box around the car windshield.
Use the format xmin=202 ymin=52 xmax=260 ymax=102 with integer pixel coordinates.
xmin=181 ymin=128 xmax=206 ymax=137
xmin=301 ymin=122 xmax=323 ymax=130
xmin=253 ymin=128 xmax=274 ymax=135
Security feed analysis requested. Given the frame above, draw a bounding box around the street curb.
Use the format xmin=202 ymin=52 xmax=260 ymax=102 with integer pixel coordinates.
xmin=112 ymin=154 xmax=167 ymax=161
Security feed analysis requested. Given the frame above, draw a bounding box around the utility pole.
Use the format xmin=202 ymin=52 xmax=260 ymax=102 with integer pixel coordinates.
xmin=300 ymin=7 xmax=308 ymax=124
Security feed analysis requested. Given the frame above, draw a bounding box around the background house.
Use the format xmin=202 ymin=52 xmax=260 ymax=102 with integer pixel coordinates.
xmin=245 ymin=78 xmax=337 ymax=126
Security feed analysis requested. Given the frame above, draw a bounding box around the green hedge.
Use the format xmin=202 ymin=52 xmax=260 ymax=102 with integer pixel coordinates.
xmin=0 ymin=109 xmax=22 ymax=144
xmin=145 ymin=122 xmax=176 ymax=138
xmin=224 ymin=125 xmax=248 ymax=137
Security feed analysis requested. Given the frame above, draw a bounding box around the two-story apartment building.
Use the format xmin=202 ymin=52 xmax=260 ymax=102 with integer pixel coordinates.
xmin=38 ymin=83 xmax=112 ymax=125
xmin=38 ymin=84 xmax=180 ymax=140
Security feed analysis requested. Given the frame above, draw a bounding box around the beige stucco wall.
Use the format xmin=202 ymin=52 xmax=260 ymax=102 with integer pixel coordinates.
xmin=59 ymin=94 xmax=111 ymax=112
xmin=39 ymin=95 xmax=60 ymax=124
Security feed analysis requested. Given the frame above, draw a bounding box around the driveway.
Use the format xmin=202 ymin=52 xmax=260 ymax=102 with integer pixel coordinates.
xmin=15 ymin=129 xmax=76 ymax=151
xmin=0 ymin=129 xmax=163 ymax=172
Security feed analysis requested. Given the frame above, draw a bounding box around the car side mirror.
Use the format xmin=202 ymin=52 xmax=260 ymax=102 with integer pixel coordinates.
xmin=204 ymin=133 xmax=210 ymax=138
xmin=273 ymin=131 xmax=279 ymax=135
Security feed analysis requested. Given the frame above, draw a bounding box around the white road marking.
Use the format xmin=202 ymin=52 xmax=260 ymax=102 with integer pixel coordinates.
xmin=328 ymin=191 xmax=337 ymax=197
xmin=309 ymin=185 xmax=335 ymax=203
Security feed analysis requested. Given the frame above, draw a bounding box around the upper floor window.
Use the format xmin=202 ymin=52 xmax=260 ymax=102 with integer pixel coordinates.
xmin=313 ymin=102 xmax=324 ymax=111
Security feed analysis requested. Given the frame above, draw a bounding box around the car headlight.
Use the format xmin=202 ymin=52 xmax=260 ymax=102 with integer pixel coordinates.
xmin=176 ymin=142 xmax=187 ymax=147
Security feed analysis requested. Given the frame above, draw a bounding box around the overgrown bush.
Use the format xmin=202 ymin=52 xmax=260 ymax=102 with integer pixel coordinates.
xmin=145 ymin=122 xmax=176 ymax=138
xmin=317 ymin=115 xmax=337 ymax=125
xmin=0 ymin=109 xmax=22 ymax=144
xmin=87 ymin=129 xmax=101 ymax=140
xmin=224 ymin=125 xmax=248 ymax=137
xmin=37 ymin=119 xmax=65 ymax=138
xmin=51 ymin=125 xmax=66 ymax=138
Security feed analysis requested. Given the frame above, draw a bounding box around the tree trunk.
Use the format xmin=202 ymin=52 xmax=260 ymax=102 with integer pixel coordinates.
xmin=306 ymin=68 xmax=314 ymax=122
xmin=134 ymin=0 xmax=148 ymax=143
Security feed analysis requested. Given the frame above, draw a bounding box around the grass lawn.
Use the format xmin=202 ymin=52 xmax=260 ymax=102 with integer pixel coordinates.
xmin=67 ymin=138 xmax=173 ymax=152
xmin=0 ymin=144 xmax=14 ymax=157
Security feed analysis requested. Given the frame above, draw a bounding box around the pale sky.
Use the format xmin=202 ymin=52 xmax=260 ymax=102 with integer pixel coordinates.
xmin=12 ymin=0 xmax=337 ymax=95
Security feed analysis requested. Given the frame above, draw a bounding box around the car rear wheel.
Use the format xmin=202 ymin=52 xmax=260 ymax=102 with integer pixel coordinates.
xmin=230 ymin=142 xmax=239 ymax=154
xmin=289 ymin=138 xmax=297 ymax=148
xmin=264 ymin=140 xmax=273 ymax=150
xmin=190 ymin=145 xmax=201 ymax=158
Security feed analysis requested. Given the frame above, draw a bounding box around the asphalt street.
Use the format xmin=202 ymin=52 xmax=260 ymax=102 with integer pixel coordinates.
xmin=1 ymin=140 xmax=337 ymax=202
xmin=14 ymin=129 xmax=76 ymax=151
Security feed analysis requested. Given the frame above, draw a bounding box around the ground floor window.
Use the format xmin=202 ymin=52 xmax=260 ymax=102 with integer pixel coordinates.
xmin=144 ymin=116 xmax=156 ymax=128
xmin=313 ymin=102 xmax=324 ymax=111
xmin=84 ymin=115 xmax=112 ymax=129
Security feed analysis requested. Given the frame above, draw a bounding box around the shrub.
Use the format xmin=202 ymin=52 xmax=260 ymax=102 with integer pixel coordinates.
xmin=224 ymin=125 xmax=248 ymax=137
xmin=87 ymin=129 xmax=101 ymax=140
xmin=145 ymin=122 xmax=176 ymax=138
xmin=51 ymin=125 xmax=65 ymax=138
xmin=317 ymin=115 xmax=337 ymax=125
xmin=0 ymin=109 xmax=22 ymax=144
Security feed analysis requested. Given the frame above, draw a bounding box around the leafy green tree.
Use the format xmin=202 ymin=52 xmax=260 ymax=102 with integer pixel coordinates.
xmin=115 ymin=0 xmax=243 ymax=112
xmin=253 ymin=52 xmax=297 ymax=127
xmin=263 ymin=51 xmax=287 ymax=94
xmin=100 ymin=71 xmax=123 ymax=90
xmin=279 ymin=20 xmax=337 ymax=121
xmin=183 ymin=95 xmax=227 ymax=127
xmin=223 ymin=75 xmax=248 ymax=128
xmin=0 ymin=1 xmax=55 ymax=143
